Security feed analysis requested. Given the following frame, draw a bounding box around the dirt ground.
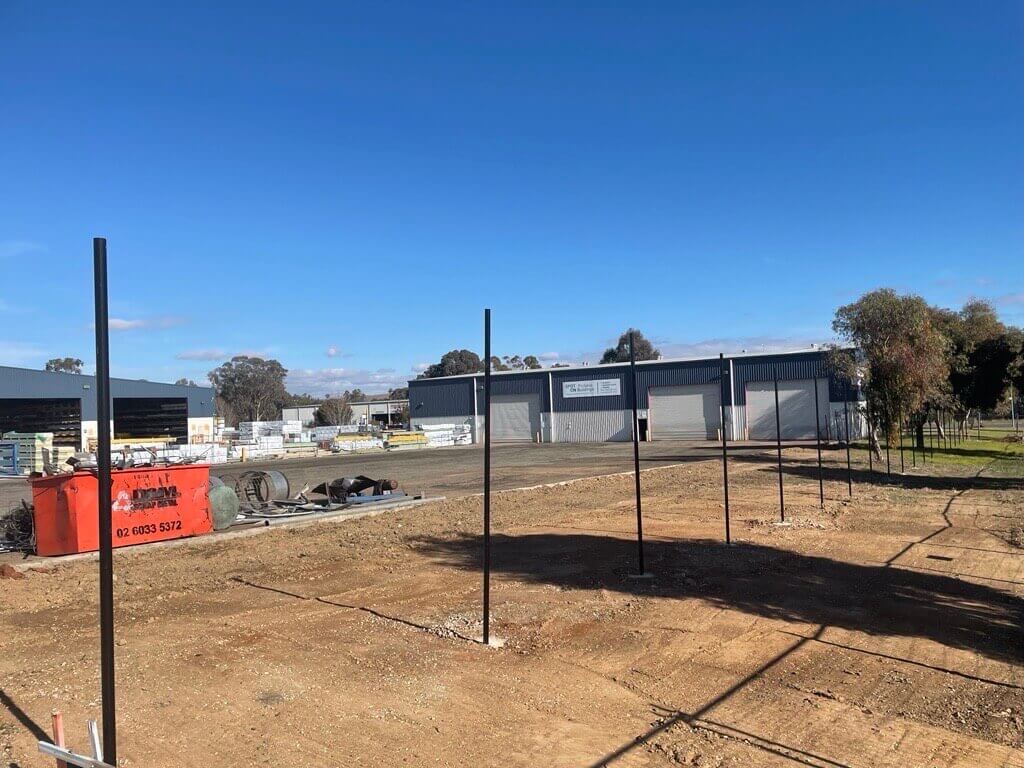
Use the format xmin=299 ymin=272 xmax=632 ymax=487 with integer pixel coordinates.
xmin=2 ymin=448 xmax=1023 ymax=767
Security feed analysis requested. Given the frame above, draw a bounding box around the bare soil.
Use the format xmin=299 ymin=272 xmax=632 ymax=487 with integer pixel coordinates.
xmin=2 ymin=450 xmax=1023 ymax=767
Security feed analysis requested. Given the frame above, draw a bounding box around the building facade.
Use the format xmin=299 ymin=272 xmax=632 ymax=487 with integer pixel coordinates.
xmin=0 ymin=365 xmax=216 ymax=450
xmin=408 ymin=349 xmax=864 ymax=443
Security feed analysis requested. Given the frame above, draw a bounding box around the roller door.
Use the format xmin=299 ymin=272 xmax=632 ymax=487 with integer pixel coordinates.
xmin=745 ymin=379 xmax=827 ymax=440
xmin=649 ymin=384 xmax=721 ymax=440
xmin=491 ymin=393 xmax=541 ymax=442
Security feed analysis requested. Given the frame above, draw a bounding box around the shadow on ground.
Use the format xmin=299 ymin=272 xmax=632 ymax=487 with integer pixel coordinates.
xmin=413 ymin=532 xmax=1024 ymax=665
xmin=767 ymin=459 xmax=1024 ymax=492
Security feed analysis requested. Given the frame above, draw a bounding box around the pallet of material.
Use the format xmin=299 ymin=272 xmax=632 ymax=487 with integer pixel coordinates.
xmin=333 ymin=438 xmax=385 ymax=453
xmin=387 ymin=432 xmax=429 ymax=446
xmin=0 ymin=441 xmax=18 ymax=475
xmin=2 ymin=432 xmax=54 ymax=474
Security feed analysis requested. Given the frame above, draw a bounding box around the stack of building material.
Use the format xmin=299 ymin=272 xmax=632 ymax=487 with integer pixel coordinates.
xmin=177 ymin=443 xmax=232 ymax=463
xmin=453 ymin=424 xmax=473 ymax=445
xmin=387 ymin=432 xmax=429 ymax=450
xmin=2 ymin=432 xmax=54 ymax=474
xmin=332 ymin=433 xmax=385 ymax=453
xmin=416 ymin=424 xmax=473 ymax=448
xmin=419 ymin=424 xmax=455 ymax=447
xmin=313 ymin=425 xmax=342 ymax=441
xmin=0 ymin=441 xmax=18 ymax=475
xmin=238 ymin=420 xmax=303 ymax=441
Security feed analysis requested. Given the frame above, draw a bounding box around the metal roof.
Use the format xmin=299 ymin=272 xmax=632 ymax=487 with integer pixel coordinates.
xmin=0 ymin=365 xmax=216 ymax=419
xmin=408 ymin=346 xmax=845 ymax=383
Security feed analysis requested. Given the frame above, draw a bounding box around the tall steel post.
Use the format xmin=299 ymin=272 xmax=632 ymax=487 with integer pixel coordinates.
xmin=813 ymin=376 xmax=823 ymax=508
xmin=718 ymin=353 xmax=731 ymax=544
xmin=843 ymin=392 xmax=852 ymax=497
xmin=482 ymin=308 xmax=491 ymax=645
xmin=773 ymin=364 xmax=785 ymax=522
xmin=899 ymin=407 xmax=905 ymax=473
xmin=885 ymin=412 xmax=891 ymax=476
xmin=93 ymin=237 xmax=117 ymax=763
xmin=1011 ymin=382 xmax=1018 ymax=435
xmin=629 ymin=332 xmax=646 ymax=573
xmin=867 ymin=401 xmax=873 ymax=474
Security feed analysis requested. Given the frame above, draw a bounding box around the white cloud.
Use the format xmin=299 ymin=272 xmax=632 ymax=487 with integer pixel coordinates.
xmin=538 ymin=351 xmax=560 ymax=361
xmin=0 ymin=341 xmax=46 ymax=364
xmin=95 ymin=315 xmax=187 ymax=332
xmin=656 ymin=336 xmax=832 ymax=358
xmin=325 ymin=345 xmax=354 ymax=359
xmin=176 ymin=349 xmax=227 ymax=361
xmin=109 ymin=318 xmax=148 ymax=330
xmin=412 ymin=362 xmax=431 ymax=373
xmin=0 ymin=240 xmax=45 ymax=259
xmin=995 ymin=293 xmax=1024 ymax=306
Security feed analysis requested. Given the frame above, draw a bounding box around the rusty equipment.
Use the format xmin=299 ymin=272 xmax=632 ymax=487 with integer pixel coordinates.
xmin=310 ymin=475 xmax=400 ymax=504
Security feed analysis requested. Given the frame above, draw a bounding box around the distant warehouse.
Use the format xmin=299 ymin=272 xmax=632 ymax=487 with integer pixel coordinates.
xmin=0 ymin=365 xmax=216 ymax=451
xmin=407 ymin=349 xmax=863 ymax=443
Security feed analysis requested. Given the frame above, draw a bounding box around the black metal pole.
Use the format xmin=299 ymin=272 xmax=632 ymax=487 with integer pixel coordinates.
xmin=911 ymin=414 xmax=916 ymax=468
xmin=482 ymin=308 xmax=491 ymax=645
xmin=629 ymin=331 xmax=646 ymax=574
xmin=813 ymin=375 xmax=823 ymax=509
xmin=718 ymin=353 xmax=731 ymax=544
xmin=929 ymin=410 xmax=934 ymax=458
xmin=844 ymin=393 xmax=852 ymax=497
xmin=773 ymin=364 xmax=785 ymax=522
xmin=899 ymin=407 xmax=905 ymax=474
xmin=885 ymin=412 xmax=891 ymax=477
xmin=93 ymin=237 xmax=117 ymax=764
xmin=867 ymin=401 xmax=873 ymax=474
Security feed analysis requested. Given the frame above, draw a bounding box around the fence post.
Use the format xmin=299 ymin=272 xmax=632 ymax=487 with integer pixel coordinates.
xmin=813 ymin=374 xmax=824 ymax=509
xmin=719 ymin=353 xmax=731 ymax=544
xmin=628 ymin=331 xmax=647 ymax=575
xmin=773 ymin=364 xmax=785 ymax=522
xmin=844 ymin=391 xmax=852 ymax=497
xmin=92 ymin=238 xmax=117 ymax=764
xmin=51 ymin=711 xmax=66 ymax=768
xmin=885 ymin=412 xmax=892 ymax=477
xmin=482 ymin=308 xmax=491 ymax=645
xmin=899 ymin=407 xmax=905 ymax=474
xmin=867 ymin=401 xmax=874 ymax=475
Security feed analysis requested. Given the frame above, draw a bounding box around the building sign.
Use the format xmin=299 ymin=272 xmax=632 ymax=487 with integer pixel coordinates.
xmin=562 ymin=378 xmax=621 ymax=398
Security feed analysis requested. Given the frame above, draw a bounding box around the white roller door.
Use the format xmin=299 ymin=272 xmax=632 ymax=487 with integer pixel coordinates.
xmin=745 ymin=378 xmax=828 ymax=440
xmin=649 ymin=383 xmax=721 ymax=440
xmin=491 ymin=393 xmax=541 ymax=442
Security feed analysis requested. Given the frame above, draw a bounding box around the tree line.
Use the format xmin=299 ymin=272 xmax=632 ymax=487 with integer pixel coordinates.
xmin=38 ymin=295 xmax=1022 ymax=441
xmin=416 ymin=329 xmax=662 ymax=378
xmin=830 ymin=289 xmax=1023 ymax=452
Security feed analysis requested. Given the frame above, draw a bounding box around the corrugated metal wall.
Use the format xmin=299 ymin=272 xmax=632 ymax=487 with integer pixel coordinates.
xmin=635 ymin=360 xmax=726 ymax=408
xmin=731 ymin=353 xmax=851 ymax=405
xmin=0 ymin=365 xmax=215 ymax=419
xmin=477 ymin=372 xmax=549 ymax=415
xmin=407 ymin=351 xmax=858 ymax=441
xmin=554 ymin=409 xmax=632 ymax=442
xmin=551 ymin=369 xmax=629 ymax=412
xmin=408 ymin=377 xmax=475 ymax=419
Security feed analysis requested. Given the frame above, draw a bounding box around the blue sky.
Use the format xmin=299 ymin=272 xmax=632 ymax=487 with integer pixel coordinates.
xmin=1 ymin=2 xmax=1021 ymax=395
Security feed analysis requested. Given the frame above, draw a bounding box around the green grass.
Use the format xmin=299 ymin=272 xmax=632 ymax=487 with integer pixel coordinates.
xmin=899 ymin=429 xmax=1024 ymax=476
xmin=851 ymin=428 xmax=1024 ymax=477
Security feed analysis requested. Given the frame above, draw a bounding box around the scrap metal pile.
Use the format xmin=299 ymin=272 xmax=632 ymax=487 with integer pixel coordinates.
xmin=219 ymin=470 xmax=414 ymax=526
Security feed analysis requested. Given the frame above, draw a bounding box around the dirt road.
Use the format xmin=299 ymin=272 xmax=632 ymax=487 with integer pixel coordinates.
xmin=2 ymin=450 xmax=1022 ymax=766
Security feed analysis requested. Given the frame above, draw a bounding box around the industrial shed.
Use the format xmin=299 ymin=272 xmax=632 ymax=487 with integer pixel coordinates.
xmin=407 ymin=349 xmax=864 ymax=444
xmin=0 ymin=365 xmax=216 ymax=450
